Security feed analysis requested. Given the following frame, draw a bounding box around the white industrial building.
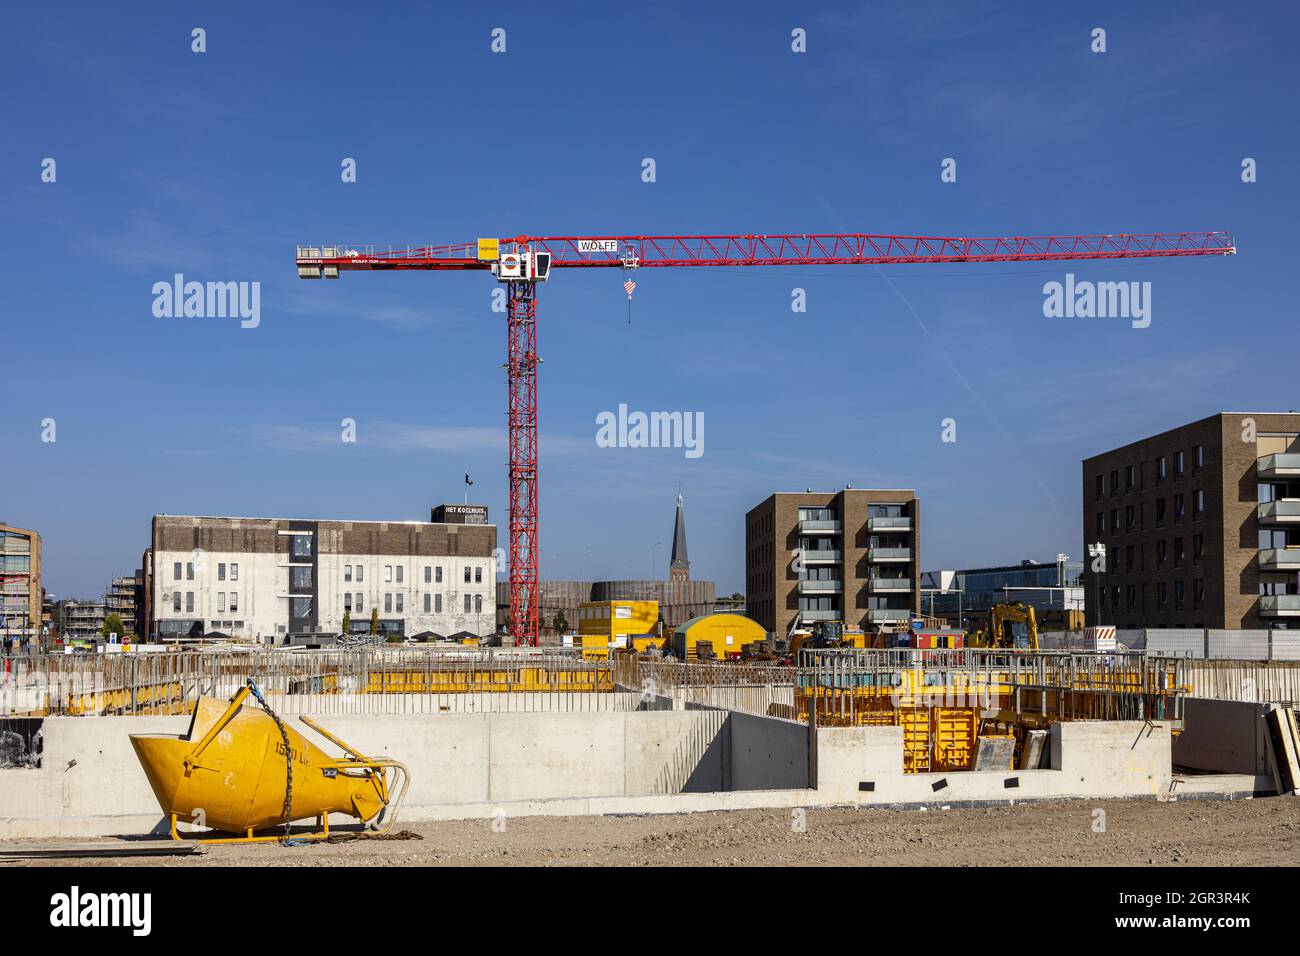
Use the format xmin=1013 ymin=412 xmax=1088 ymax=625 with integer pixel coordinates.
xmin=147 ymin=509 xmax=497 ymax=642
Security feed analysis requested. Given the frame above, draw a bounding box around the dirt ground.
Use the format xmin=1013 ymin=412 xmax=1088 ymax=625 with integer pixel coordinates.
xmin=6 ymin=797 xmax=1299 ymax=867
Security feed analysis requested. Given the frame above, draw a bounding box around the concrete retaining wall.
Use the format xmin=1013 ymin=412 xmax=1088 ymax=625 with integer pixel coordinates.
xmin=1173 ymin=698 xmax=1272 ymax=774
xmin=0 ymin=712 xmax=1192 ymax=839
xmin=815 ymin=721 xmax=1172 ymax=805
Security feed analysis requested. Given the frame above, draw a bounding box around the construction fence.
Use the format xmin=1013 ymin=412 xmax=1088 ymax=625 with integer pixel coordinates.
xmin=1041 ymin=628 xmax=1300 ymax=661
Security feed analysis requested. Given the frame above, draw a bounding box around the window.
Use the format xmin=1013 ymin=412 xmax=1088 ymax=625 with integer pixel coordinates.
xmin=356 ymin=593 xmax=364 ymax=612
xmin=474 ymin=567 xmax=482 ymax=584
xmin=356 ymin=565 xmax=364 ymax=582
xmin=435 ymin=566 xmax=443 ymax=583
xmin=1174 ymin=493 xmax=1185 ymax=521
xmin=1112 ymin=586 xmax=1121 ymax=610
xmin=218 ymin=593 xmax=226 ymax=612
xmin=1174 ymin=538 xmax=1185 ymax=564
xmin=218 ymin=563 xmax=226 ymax=581
xmin=344 ymin=565 xmax=353 ymax=583
xmin=1194 ymin=445 xmax=1204 ymax=469
xmin=385 ymin=565 xmax=393 ymax=583
xmin=345 ymin=593 xmax=352 ymax=612
xmin=424 ymin=566 xmax=431 ymax=584
xmin=1109 ymin=470 xmax=1119 ymax=496
xmin=173 ymin=562 xmax=182 ymax=580
xmin=1155 ymin=499 xmax=1167 ymax=525
xmin=1194 ymin=489 xmax=1205 ymax=518
xmin=1175 ymin=580 xmax=1186 ymax=609
xmin=1125 ymin=505 xmax=1135 ymax=530
xmin=1174 ymin=450 xmax=1185 ymax=476
xmin=464 ymin=567 xmax=471 ymax=583
xmin=464 ymin=594 xmax=472 ymax=613
xmin=230 ymin=563 xmax=238 ymax=581
xmin=291 ymin=566 xmax=313 ymax=589
xmin=423 ymin=593 xmax=431 ymax=613
xmin=1095 ymin=475 xmax=1104 ymax=500
xmin=1095 ymin=513 xmax=1104 ymax=534
xmin=1157 ymin=456 xmax=1167 ymax=481
xmin=1125 ymin=465 xmax=1136 ymax=491
xmin=1194 ymin=579 xmax=1205 ymax=608
xmin=1125 ymin=544 xmax=1135 ymax=569
xmin=435 ymin=594 xmax=442 ymax=613
xmin=173 ymin=592 xmax=181 ymax=612
xmin=186 ymin=562 xmax=194 ymax=580
xmin=291 ymin=534 xmax=312 ymax=559
xmin=1157 ymin=582 xmax=1168 ymax=608
xmin=475 ymin=594 xmax=482 ymax=613
xmin=396 ymin=593 xmax=404 ymax=613
xmin=1193 ymin=534 xmax=1204 ymax=561
xmin=1110 ymin=509 xmax=1119 ymax=532
xmin=1126 ymin=585 xmax=1136 ymax=608
xmin=185 ymin=592 xmax=194 ymax=613
xmin=384 ymin=593 xmax=392 ymax=613
xmin=396 ymin=565 xmax=404 ymax=584
xmin=1157 ymin=540 xmax=1167 ymax=565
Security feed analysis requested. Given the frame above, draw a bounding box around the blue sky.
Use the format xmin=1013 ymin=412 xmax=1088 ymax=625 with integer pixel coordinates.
xmin=4 ymin=1 xmax=1296 ymax=600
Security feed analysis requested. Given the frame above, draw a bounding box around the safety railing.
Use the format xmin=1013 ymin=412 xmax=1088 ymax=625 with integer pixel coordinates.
xmin=0 ymin=648 xmax=623 ymax=717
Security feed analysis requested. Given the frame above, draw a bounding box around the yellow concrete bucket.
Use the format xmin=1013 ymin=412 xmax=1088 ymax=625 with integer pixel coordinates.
xmin=130 ymin=681 xmax=410 ymax=844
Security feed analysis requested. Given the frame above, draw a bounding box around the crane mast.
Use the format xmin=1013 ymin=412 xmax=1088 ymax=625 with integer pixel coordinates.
xmin=296 ymin=229 xmax=1235 ymax=646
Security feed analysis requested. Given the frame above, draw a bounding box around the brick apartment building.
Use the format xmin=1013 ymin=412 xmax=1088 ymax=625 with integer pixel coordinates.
xmin=1082 ymin=412 xmax=1300 ymax=629
xmin=746 ymin=489 xmax=921 ymax=637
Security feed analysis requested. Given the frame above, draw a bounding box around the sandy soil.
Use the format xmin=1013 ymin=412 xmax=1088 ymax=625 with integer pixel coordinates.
xmin=6 ymin=797 xmax=1299 ymax=867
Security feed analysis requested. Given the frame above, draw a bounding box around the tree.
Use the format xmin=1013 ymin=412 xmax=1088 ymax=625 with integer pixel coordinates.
xmin=369 ymin=607 xmax=379 ymax=635
xmin=102 ymin=613 xmax=126 ymax=640
xmin=553 ymin=610 xmax=569 ymax=633
xmin=342 ymin=610 xmax=351 ymax=636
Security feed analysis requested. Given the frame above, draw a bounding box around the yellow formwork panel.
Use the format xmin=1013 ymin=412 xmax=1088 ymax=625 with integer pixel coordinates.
xmin=932 ymin=707 xmax=978 ymax=772
xmin=360 ymin=666 xmax=613 ymax=694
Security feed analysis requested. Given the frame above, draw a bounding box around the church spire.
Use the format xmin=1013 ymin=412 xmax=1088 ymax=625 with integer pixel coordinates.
xmin=669 ymin=489 xmax=690 ymax=582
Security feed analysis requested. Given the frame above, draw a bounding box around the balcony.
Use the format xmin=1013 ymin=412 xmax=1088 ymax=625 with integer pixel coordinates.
xmin=868 ymin=517 xmax=912 ymax=532
xmin=869 ymin=577 xmax=912 ymax=592
xmin=868 ymin=547 xmax=912 ymax=562
xmin=800 ymin=549 xmax=841 ymax=564
xmin=1259 ymin=454 xmax=1300 ymax=479
xmin=868 ymin=609 xmax=911 ymax=623
xmin=800 ymin=608 xmax=839 ymax=622
xmin=1259 ymin=595 xmax=1300 ymax=617
xmin=798 ymin=579 xmax=843 ymax=594
xmin=1260 ymin=549 xmax=1300 ymax=572
xmin=1258 ymin=500 xmax=1300 ymax=524
xmin=799 ymin=519 xmax=842 ymax=534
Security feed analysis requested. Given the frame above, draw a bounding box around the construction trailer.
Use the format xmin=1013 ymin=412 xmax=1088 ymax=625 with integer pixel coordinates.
xmin=670 ymin=612 xmax=766 ymax=661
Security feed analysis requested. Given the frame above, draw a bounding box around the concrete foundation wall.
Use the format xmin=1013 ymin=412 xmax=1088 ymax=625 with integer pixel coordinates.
xmin=1173 ymin=697 xmax=1271 ymax=774
xmin=816 ymin=721 xmax=1171 ymax=805
xmin=0 ymin=709 xmax=726 ymax=839
xmin=728 ymin=713 xmax=809 ymax=791
xmin=0 ymin=711 xmax=1187 ymax=839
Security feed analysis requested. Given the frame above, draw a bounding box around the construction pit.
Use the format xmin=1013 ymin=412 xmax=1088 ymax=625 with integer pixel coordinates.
xmin=0 ymin=647 xmax=1297 ymax=859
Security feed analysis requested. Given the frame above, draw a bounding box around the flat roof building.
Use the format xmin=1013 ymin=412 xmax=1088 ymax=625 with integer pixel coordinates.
xmin=746 ymin=489 xmax=921 ymax=637
xmin=1082 ymin=412 xmax=1300 ymax=629
xmin=921 ymin=557 xmax=1084 ymax=628
xmin=148 ymin=512 xmax=497 ymax=643
xmin=0 ymin=523 xmax=42 ymax=649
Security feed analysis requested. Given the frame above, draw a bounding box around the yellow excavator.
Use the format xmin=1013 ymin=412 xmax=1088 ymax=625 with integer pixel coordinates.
xmin=970 ymin=603 xmax=1039 ymax=651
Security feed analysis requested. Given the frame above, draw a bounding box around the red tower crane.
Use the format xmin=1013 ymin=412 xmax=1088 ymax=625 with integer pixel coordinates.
xmin=296 ymin=229 xmax=1236 ymax=646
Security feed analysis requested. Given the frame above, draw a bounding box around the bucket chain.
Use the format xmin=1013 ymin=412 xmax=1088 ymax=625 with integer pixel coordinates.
xmin=247 ymin=679 xmax=294 ymax=844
